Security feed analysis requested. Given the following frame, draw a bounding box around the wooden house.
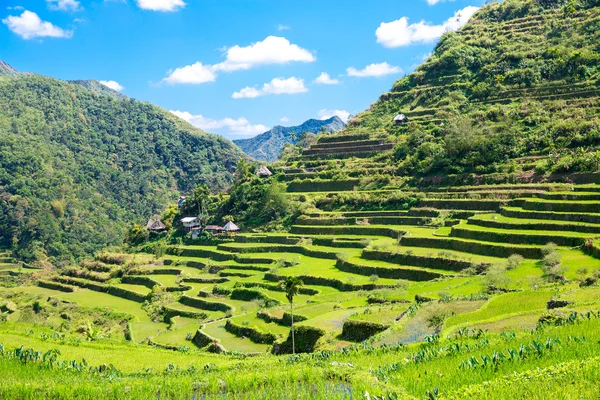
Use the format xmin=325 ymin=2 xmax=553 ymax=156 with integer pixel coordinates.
xmin=181 ymin=217 xmax=201 ymax=231
xmin=204 ymin=225 xmax=223 ymax=235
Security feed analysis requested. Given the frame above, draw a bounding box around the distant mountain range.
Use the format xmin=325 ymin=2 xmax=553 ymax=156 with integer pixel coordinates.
xmin=234 ymin=116 xmax=346 ymax=162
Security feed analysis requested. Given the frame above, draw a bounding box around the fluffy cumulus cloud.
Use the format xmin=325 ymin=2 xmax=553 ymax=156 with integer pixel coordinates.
xmin=314 ymin=72 xmax=340 ymax=85
xmin=375 ymin=6 xmax=479 ymax=47
xmin=162 ymin=62 xmax=216 ymax=84
xmin=232 ymin=77 xmax=308 ymax=99
xmin=213 ymin=36 xmax=315 ymax=72
xmin=170 ymin=110 xmax=268 ymax=137
xmin=162 ymin=36 xmax=315 ymax=84
xmin=47 ymin=0 xmax=83 ymax=11
xmin=136 ymin=0 xmax=185 ymax=11
xmin=318 ymin=109 xmax=351 ymax=123
xmin=99 ymin=80 xmax=124 ymax=92
xmin=347 ymin=62 xmax=402 ymax=78
xmin=425 ymin=0 xmax=454 ymax=4
xmin=2 ymin=10 xmax=73 ymax=39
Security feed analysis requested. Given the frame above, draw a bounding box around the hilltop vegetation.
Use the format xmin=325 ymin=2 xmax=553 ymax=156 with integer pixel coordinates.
xmin=0 ymin=71 xmax=244 ymax=266
xmin=346 ymin=0 xmax=600 ymax=177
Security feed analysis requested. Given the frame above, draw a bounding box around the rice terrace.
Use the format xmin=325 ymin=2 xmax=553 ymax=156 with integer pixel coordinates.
xmin=1 ymin=0 xmax=600 ymax=398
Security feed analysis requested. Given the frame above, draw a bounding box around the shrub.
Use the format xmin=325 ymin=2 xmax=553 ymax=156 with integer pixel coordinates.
xmin=341 ymin=320 xmax=390 ymax=342
xmin=543 ymin=252 xmax=562 ymax=268
xmin=506 ymin=254 xmax=525 ymax=270
xmin=484 ymin=264 xmax=510 ymax=290
xmin=542 ymin=242 xmax=558 ymax=257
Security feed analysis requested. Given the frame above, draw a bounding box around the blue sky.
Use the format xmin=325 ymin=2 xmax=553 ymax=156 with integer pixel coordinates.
xmin=1 ymin=0 xmax=485 ymax=140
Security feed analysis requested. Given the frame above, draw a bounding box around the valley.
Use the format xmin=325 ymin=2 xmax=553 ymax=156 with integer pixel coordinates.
xmin=1 ymin=0 xmax=600 ymax=398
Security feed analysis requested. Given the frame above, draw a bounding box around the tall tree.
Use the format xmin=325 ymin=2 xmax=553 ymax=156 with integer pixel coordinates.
xmin=280 ymin=276 xmax=303 ymax=354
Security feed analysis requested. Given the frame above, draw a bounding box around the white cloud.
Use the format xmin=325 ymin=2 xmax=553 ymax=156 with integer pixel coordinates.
xmin=162 ymin=36 xmax=315 ymax=85
xmin=277 ymin=24 xmax=290 ymax=31
xmin=214 ymin=36 xmax=315 ymax=72
xmin=232 ymin=77 xmax=307 ymax=99
xmin=47 ymin=0 xmax=83 ymax=11
xmin=231 ymin=87 xmax=262 ymax=99
xmin=280 ymin=117 xmax=290 ymax=123
xmin=162 ymin=62 xmax=216 ymax=85
xmin=7 ymin=6 xmax=25 ymax=10
xmin=2 ymin=10 xmax=73 ymax=39
xmin=347 ymin=62 xmax=402 ymax=78
xmin=425 ymin=0 xmax=454 ymax=4
xmin=318 ymin=109 xmax=351 ymax=123
xmin=136 ymin=0 xmax=185 ymax=11
xmin=376 ymin=6 xmax=479 ymax=47
xmin=170 ymin=110 xmax=268 ymax=137
xmin=314 ymin=72 xmax=340 ymax=85
xmin=99 ymin=80 xmax=124 ymax=92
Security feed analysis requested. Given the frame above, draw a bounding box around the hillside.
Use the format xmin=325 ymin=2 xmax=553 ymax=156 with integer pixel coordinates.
xmin=2 ymin=0 xmax=600 ymax=399
xmin=0 ymin=67 xmax=245 ymax=265
xmin=233 ymin=116 xmax=345 ymax=162
xmin=340 ymin=0 xmax=600 ymax=178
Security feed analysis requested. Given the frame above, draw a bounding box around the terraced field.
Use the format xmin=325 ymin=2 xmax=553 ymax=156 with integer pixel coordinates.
xmin=7 ymin=136 xmax=600 ymax=355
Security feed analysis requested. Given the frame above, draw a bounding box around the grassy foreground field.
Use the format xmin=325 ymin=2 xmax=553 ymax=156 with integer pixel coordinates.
xmin=1 ymin=317 xmax=599 ymax=399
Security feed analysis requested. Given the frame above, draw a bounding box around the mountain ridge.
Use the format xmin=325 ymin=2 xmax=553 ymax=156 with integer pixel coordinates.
xmin=234 ymin=116 xmax=345 ymax=162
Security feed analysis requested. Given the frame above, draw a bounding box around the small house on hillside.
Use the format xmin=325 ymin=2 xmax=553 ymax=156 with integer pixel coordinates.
xmin=256 ymin=166 xmax=272 ymax=177
xmin=146 ymin=215 xmax=166 ymax=232
xmin=177 ymin=196 xmax=187 ymax=209
xmin=204 ymin=225 xmax=223 ymax=235
xmin=393 ymin=114 xmax=408 ymax=125
xmin=223 ymin=221 xmax=240 ymax=235
xmin=181 ymin=217 xmax=201 ymax=231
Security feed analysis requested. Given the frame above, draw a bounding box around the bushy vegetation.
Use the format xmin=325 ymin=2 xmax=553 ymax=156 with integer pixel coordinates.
xmin=344 ymin=0 xmax=600 ymax=178
xmin=0 ymin=74 xmax=243 ymax=265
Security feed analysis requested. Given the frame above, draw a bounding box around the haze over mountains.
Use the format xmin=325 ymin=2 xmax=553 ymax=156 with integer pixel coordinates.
xmin=233 ymin=116 xmax=346 ymax=162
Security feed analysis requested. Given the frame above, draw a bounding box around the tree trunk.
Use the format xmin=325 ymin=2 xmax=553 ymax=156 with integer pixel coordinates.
xmin=290 ymin=301 xmax=295 ymax=355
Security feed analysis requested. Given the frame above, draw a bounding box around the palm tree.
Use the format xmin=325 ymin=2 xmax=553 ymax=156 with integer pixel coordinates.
xmin=280 ymin=276 xmax=303 ymax=354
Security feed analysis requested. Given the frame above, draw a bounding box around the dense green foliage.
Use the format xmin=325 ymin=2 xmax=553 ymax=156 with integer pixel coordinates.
xmin=0 ymin=72 xmax=244 ymax=265
xmin=345 ymin=0 xmax=600 ymax=177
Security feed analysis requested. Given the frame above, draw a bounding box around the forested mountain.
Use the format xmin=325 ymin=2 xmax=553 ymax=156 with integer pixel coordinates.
xmin=344 ymin=0 xmax=600 ymax=178
xmin=0 ymin=66 xmax=244 ymax=266
xmin=233 ymin=116 xmax=345 ymax=161
xmin=68 ymin=80 xmax=128 ymax=100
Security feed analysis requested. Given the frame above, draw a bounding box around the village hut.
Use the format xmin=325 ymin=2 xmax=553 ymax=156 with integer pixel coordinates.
xmin=256 ymin=166 xmax=273 ymax=177
xmin=181 ymin=217 xmax=201 ymax=231
xmin=223 ymin=221 xmax=240 ymax=235
xmin=204 ymin=225 xmax=223 ymax=235
xmin=146 ymin=215 xmax=166 ymax=232
xmin=393 ymin=113 xmax=408 ymax=125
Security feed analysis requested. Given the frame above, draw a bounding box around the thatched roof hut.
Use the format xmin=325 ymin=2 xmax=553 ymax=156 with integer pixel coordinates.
xmin=256 ymin=166 xmax=272 ymax=177
xmin=146 ymin=215 xmax=166 ymax=232
xmin=223 ymin=221 xmax=240 ymax=232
